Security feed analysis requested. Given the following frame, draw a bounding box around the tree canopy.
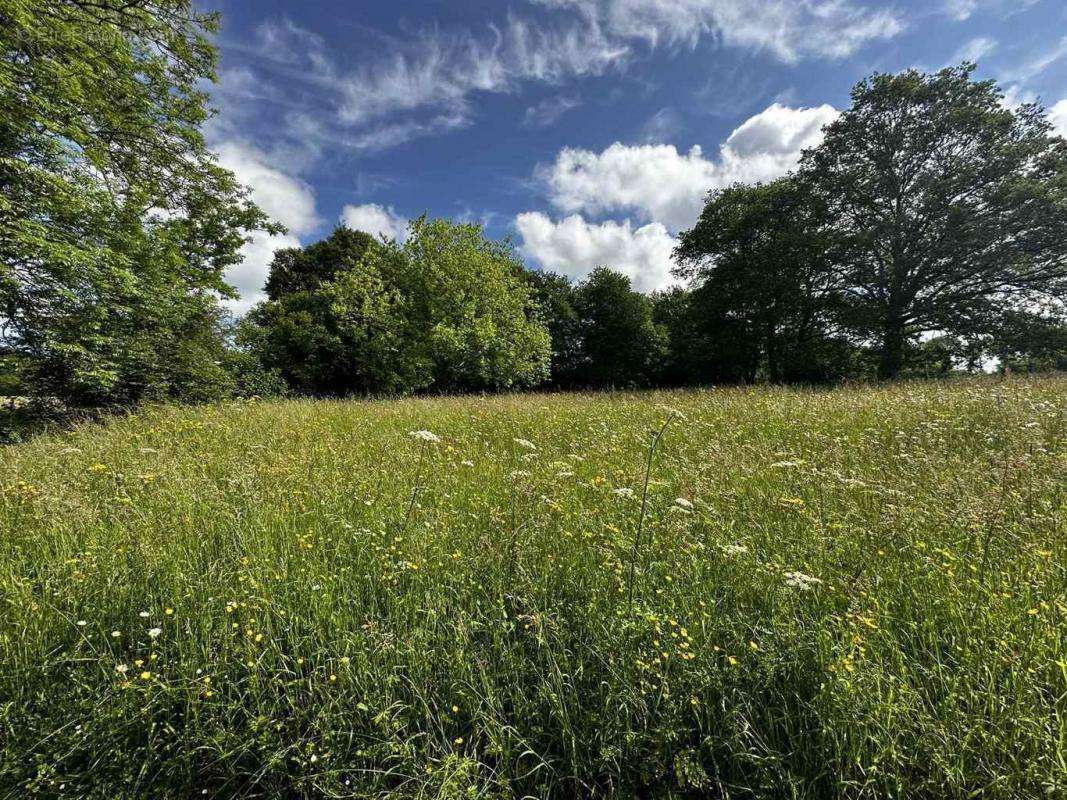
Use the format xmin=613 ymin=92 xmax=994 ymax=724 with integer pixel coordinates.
xmin=798 ymin=64 xmax=1067 ymax=378
xmin=247 ymin=221 xmax=551 ymax=396
xmin=1 ymin=0 xmax=273 ymax=406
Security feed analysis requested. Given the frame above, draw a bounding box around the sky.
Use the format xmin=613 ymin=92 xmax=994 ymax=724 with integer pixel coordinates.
xmin=203 ymin=0 xmax=1067 ymax=311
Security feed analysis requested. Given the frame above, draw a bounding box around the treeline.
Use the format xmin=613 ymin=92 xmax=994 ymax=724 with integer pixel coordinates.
xmin=2 ymin=0 xmax=1065 ymax=416
xmin=240 ymin=64 xmax=1066 ymax=398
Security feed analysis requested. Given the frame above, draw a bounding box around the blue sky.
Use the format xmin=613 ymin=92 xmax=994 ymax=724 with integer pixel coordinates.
xmin=204 ymin=0 xmax=1067 ymax=310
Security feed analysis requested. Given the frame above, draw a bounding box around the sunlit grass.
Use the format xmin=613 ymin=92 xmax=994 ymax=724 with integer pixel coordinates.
xmin=1 ymin=378 xmax=1064 ymax=798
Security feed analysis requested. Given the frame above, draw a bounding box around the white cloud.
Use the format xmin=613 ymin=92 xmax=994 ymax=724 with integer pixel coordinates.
xmin=534 ymin=0 xmax=904 ymax=62
xmin=340 ymin=204 xmax=409 ymax=241
xmin=543 ymin=102 xmax=838 ymax=231
xmin=1050 ymin=100 xmax=1067 ymax=138
xmin=523 ymin=95 xmax=583 ymax=128
xmin=943 ymin=0 xmax=1039 ymax=21
xmin=228 ymin=231 xmax=301 ymax=313
xmin=227 ymin=1 xmax=900 ymax=161
xmin=214 ymin=141 xmax=319 ymax=235
xmin=212 ymin=140 xmax=320 ymax=311
xmin=944 ymin=0 xmax=978 ymax=21
xmin=515 ymin=212 xmax=678 ymax=292
xmin=337 ymin=17 xmax=627 ymax=127
xmin=1003 ymin=35 xmax=1067 ymax=82
xmin=951 ymin=37 xmax=997 ymax=65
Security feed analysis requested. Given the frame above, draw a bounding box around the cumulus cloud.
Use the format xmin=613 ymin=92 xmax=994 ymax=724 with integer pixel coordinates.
xmin=340 ymin=204 xmax=409 ymax=241
xmin=214 ymin=141 xmax=319 ymax=236
xmin=1050 ymin=100 xmax=1067 ymax=138
xmin=542 ymin=102 xmax=838 ymax=231
xmin=213 ymin=141 xmax=320 ymax=311
xmin=515 ymin=212 xmax=678 ymax=292
xmin=228 ymin=232 xmax=302 ymax=314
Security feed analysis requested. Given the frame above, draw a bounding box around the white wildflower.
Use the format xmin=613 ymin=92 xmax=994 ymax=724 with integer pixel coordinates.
xmin=76 ymin=620 xmax=87 ymax=627
xmin=138 ymin=610 xmax=150 ymax=618
xmin=509 ymin=470 xmax=531 ymax=479
xmin=148 ymin=627 xmax=162 ymax=639
xmin=783 ymin=571 xmax=823 ymax=591
xmin=722 ymin=543 xmax=749 ymax=556
xmin=513 ymin=438 xmax=537 ymax=451
xmin=460 ymin=460 xmax=474 ymax=467
xmin=409 ymin=430 xmax=441 ymax=443
xmin=612 ymin=487 xmax=635 ymax=498
xmin=673 ymin=497 xmax=694 ymax=510
xmin=115 ymin=664 xmax=129 ymax=674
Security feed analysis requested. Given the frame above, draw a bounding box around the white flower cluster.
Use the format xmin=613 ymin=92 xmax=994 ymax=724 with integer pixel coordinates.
xmin=513 ymin=438 xmax=537 ymax=451
xmin=409 ymin=430 xmax=441 ymax=443
xmin=721 ymin=543 xmax=749 ymax=556
xmin=783 ymin=571 xmax=822 ymax=591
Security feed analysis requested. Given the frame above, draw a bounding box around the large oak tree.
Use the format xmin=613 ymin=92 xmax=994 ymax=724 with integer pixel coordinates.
xmin=799 ymin=65 xmax=1067 ymax=379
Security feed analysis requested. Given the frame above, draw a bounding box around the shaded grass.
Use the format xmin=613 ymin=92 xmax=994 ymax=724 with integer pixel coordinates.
xmin=0 ymin=378 xmax=1064 ymax=798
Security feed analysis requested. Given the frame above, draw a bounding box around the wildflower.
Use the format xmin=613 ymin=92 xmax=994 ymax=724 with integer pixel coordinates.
xmin=111 ymin=630 xmax=121 ymax=638
xmin=138 ymin=611 xmax=150 ymax=618
xmin=115 ymin=664 xmax=128 ymax=674
xmin=164 ymin=608 xmax=174 ymax=616
xmin=721 ymin=543 xmax=748 ymax=556
xmin=140 ymin=671 xmax=152 ymax=680
xmin=612 ymin=487 xmax=635 ymax=498
xmin=460 ymin=460 xmax=474 ymax=467
xmin=673 ymin=497 xmax=694 ymax=511
xmin=76 ymin=620 xmax=87 ymax=627
xmin=409 ymin=430 xmax=441 ymax=443
xmin=784 ymin=571 xmax=822 ymax=591
xmin=513 ymin=438 xmax=537 ymax=450
xmin=147 ymin=627 xmax=162 ymax=639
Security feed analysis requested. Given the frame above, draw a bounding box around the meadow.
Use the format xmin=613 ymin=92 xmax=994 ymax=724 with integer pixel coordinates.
xmin=0 ymin=379 xmax=1064 ymax=799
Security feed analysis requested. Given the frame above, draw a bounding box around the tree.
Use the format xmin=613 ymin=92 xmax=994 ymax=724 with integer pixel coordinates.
xmin=248 ymin=221 xmax=551 ymax=396
xmin=1 ymin=0 xmax=274 ymax=406
xmin=572 ymin=267 xmax=665 ymax=389
xmin=674 ymin=179 xmax=852 ymax=383
xmin=246 ymin=239 xmax=416 ymax=396
xmin=799 ymin=64 xmax=1067 ymax=379
xmin=523 ymin=269 xmax=584 ymax=388
xmin=264 ymin=228 xmax=376 ymax=300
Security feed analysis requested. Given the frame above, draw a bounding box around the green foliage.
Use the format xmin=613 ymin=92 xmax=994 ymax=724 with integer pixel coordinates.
xmin=674 ymin=179 xmax=855 ymax=383
xmin=572 ymin=267 xmax=666 ymax=388
xmin=249 ymin=221 xmax=551 ymax=396
xmin=0 ymin=0 xmax=275 ymax=408
xmin=0 ymin=379 xmax=1064 ymax=797
xmin=799 ymin=64 xmax=1067 ymax=379
xmin=522 ymin=269 xmax=584 ymax=388
xmin=264 ymin=228 xmax=377 ymax=300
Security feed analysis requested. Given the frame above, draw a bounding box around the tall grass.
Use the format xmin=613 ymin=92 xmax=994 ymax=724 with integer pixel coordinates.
xmin=0 ymin=379 xmax=1064 ymax=798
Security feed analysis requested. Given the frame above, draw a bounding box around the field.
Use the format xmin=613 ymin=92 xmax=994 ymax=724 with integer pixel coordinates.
xmin=0 ymin=379 xmax=1064 ymax=799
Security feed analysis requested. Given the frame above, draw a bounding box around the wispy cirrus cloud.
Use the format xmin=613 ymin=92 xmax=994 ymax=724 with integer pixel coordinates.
xmin=532 ymin=0 xmax=904 ymax=62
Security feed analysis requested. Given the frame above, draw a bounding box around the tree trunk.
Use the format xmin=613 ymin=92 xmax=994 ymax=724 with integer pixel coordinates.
xmin=878 ymin=322 xmax=905 ymax=380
